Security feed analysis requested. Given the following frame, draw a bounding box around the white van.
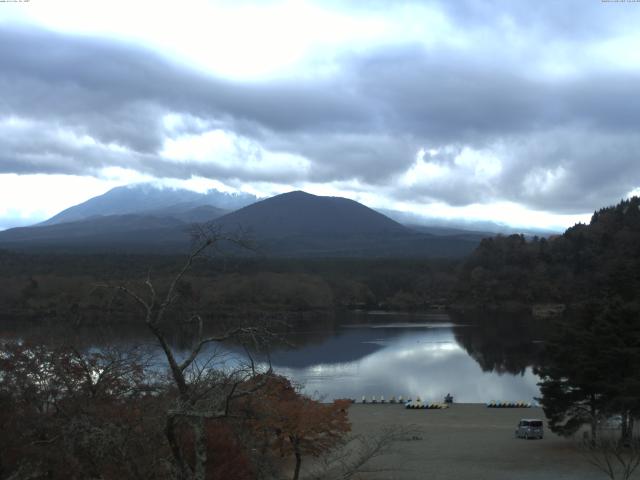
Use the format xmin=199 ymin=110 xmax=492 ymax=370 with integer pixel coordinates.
xmin=515 ymin=419 xmax=544 ymax=439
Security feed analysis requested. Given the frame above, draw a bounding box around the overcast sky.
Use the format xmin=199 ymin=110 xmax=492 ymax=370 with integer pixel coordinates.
xmin=1 ymin=0 xmax=640 ymax=230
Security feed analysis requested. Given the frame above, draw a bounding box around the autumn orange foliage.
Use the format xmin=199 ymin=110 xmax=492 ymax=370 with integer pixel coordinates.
xmin=241 ymin=375 xmax=351 ymax=480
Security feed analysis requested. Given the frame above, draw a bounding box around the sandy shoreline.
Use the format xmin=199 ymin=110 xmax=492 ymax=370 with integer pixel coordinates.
xmin=343 ymin=403 xmax=609 ymax=480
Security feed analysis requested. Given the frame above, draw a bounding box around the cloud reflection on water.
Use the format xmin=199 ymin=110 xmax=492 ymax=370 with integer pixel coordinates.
xmin=270 ymin=324 xmax=540 ymax=403
xmin=1 ymin=312 xmax=541 ymax=404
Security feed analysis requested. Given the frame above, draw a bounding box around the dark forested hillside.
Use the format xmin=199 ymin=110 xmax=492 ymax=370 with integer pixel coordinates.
xmin=213 ymin=190 xmax=408 ymax=237
xmin=0 ymin=190 xmax=484 ymax=257
xmin=456 ymin=197 xmax=640 ymax=307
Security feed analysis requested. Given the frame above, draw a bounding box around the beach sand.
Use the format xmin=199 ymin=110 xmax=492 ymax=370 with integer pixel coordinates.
xmin=344 ymin=403 xmax=609 ymax=480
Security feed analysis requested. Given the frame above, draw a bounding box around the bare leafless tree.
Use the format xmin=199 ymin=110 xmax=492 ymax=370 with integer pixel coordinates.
xmin=98 ymin=226 xmax=276 ymax=480
xmin=580 ymin=434 xmax=640 ymax=480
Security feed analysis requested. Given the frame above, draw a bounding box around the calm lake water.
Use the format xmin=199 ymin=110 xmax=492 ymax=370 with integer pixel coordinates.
xmin=267 ymin=311 xmax=543 ymax=403
xmin=1 ymin=310 xmax=545 ymax=404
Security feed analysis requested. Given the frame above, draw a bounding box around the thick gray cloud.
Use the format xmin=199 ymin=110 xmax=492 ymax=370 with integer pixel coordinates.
xmin=1 ymin=1 xmax=640 ymax=215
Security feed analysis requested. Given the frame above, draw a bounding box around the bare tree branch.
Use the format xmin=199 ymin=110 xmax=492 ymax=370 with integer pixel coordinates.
xmin=305 ymin=425 xmax=423 ymax=480
xmin=580 ymin=435 xmax=640 ymax=480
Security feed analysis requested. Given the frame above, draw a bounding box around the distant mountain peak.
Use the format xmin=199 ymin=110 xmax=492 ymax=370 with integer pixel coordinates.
xmin=268 ymin=190 xmax=317 ymax=201
xmin=39 ymin=183 xmax=258 ymax=226
xmin=279 ymin=190 xmax=315 ymax=196
xmin=213 ymin=190 xmax=408 ymax=238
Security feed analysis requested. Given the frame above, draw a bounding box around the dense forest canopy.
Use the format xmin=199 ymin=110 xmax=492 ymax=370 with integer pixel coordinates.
xmin=0 ymin=252 xmax=459 ymax=325
xmin=457 ymin=197 xmax=640 ymax=308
